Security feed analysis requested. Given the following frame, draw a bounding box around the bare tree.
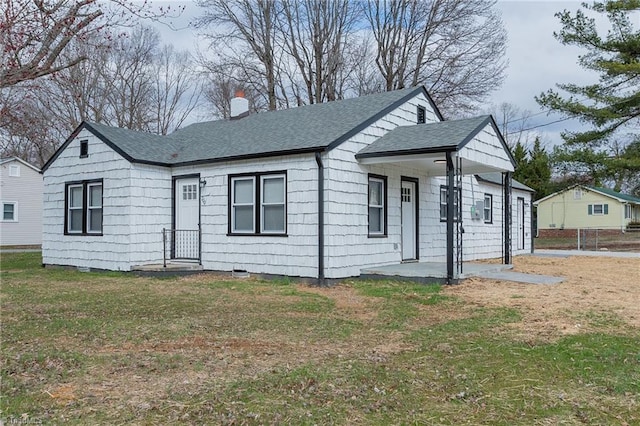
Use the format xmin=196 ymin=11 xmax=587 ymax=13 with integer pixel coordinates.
xmin=151 ymin=45 xmax=202 ymax=135
xmin=201 ymin=62 xmax=266 ymax=119
xmin=363 ymin=0 xmax=507 ymax=116
xmin=195 ymin=0 xmax=280 ymax=110
xmin=278 ymin=0 xmax=359 ymax=103
xmin=0 ymin=0 xmax=182 ymax=88
xmin=102 ymin=26 xmax=158 ymax=130
xmin=1 ymin=26 xmax=202 ymax=165
xmin=486 ymin=102 xmax=536 ymax=150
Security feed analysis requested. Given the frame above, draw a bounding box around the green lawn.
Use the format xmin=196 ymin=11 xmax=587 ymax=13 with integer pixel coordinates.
xmin=1 ymin=252 xmax=638 ymax=425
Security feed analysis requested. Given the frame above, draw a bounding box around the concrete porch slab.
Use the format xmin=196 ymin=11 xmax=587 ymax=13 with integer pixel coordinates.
xmin=360 ymin=261 xmax=564 ymax=285
xmin=360 ymin=261 xmax=512 ymax=282
xmin=131 ymin=262 xmax=203 ymax=272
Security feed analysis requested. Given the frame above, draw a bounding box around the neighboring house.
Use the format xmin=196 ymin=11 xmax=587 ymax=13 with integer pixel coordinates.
xmin=0 ymin=157 xmax=44 ymax=246
xmin=41 ymin=86 xmax=532 ymax=282
xmin=534 ymin=184 xmax=640 ymax=235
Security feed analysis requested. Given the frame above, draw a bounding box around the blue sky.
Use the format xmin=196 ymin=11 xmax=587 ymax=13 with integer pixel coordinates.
xmin=151 ymin=1 xmax=625 ymax=150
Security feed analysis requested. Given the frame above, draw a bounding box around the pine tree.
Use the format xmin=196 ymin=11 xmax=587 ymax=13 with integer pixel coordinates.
xmin=536 ymin=0 xmax=640 ymax=191
xmin=512 ymin=138 xmax=552 ymax=200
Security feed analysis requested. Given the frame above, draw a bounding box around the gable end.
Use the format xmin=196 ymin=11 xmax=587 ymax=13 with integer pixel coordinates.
xmin=325 ymin=86 xmax=444 ymax=153
xmin=457 ymin=115 xmax=516 ymax=169
xmin=41 ymin=122 xmax=170 ymax=173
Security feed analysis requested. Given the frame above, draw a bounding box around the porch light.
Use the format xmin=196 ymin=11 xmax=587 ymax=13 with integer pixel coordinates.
xmin=199 ymin=179 xmax=207 ymax=189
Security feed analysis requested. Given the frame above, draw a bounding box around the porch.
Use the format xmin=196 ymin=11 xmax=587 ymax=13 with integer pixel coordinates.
xmin=355 ymin=115 xmax=517 ymax=283
xmin=360 ymin=261 xmax=512 ymax=283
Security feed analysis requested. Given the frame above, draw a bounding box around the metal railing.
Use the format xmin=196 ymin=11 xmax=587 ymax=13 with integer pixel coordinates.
xmin=163 ymin=228 xmax=201 ymax=267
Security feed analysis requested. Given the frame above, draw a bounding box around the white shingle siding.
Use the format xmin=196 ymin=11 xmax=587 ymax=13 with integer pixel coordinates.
xmin=323 ymin=92 xmax=439 ymax=278
xmin=43 ymin=129 xmax=133 ymax=270
xmin=172 ymin=153 xmax=318 ymax=277
xmin=0 ymin=159 xmax=43 ymax=246
xmin=129 ymin=164 xmax=172 ymax=265
xmin=42 ymin=89 xmax=531 ymax=279
xmin=459 ymin=124 xmax=514 ymax=172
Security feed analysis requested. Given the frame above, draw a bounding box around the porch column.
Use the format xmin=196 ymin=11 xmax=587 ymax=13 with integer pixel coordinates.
xmin=503 ymin=171 xmax=512 ymax=264
xmin=446 ymin=151 xmax=455 ymax=283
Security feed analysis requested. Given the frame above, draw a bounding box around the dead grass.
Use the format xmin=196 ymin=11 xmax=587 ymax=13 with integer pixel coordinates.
xmin=1 ymin=252 xmax=639 ymax=424
xmin=447 ymin=255 xmax=640 ymax=340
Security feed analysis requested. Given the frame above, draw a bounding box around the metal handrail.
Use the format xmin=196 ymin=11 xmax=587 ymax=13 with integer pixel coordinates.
xmin=162 ymin=228 xmax=201 ymax=267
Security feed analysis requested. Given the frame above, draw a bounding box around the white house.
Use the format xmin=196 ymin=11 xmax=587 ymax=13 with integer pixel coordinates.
xmin=41 ymin=86 xmax=532 ymax=283
xmin=1 ymin=157 xmax=44 ymax=246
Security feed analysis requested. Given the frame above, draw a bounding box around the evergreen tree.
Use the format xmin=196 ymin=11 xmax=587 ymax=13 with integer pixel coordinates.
xmin=536 ymin=0 xmax=640 ymax=191
xmin=512 ymin=138 xmax=552 ymax=200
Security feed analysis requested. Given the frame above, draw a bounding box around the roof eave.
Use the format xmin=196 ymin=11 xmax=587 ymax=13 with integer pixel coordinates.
xmin=355 ymin=146 xmax=458 ymax=160
xmin=169 ymin=146 xmax=325 ymax=168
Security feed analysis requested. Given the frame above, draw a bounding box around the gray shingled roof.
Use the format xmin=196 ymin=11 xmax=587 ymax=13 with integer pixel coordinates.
xmin=476 ymin=172 xmax=534 ymax=193
xmin=356 ymin=115 xmax=491 ymax=158
xmin=86 ymin=122 xmax=178 ymax=164
xmin=69 ymin=87 xmax=425 ymax=168
xmin=166 ymin=87 xmax=423 ymax=164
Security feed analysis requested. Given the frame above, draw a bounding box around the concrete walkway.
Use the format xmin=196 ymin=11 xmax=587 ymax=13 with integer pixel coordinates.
xmin=476 ymin=270 xmax=563 ymax=285
xmin=533 ymin=249 xmax=640 ymax=259
xmin=360 ymin=261 xmax=512 ymax=281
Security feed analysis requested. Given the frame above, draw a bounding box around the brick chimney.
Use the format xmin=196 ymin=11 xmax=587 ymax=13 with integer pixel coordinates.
xmin=230 ymin=90 xmax=249 ymax=120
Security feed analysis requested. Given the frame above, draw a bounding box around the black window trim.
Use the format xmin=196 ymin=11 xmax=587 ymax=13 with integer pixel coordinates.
xmin=417 ymin=105 xmax=426 ymax=124
xmin=439 ymin=185 xmax=461 ymax=222
xmin=368 ymin=173 xmax=388 ymax=237
xmin=80 ymin=139 xmax=89 ymax=158
xmin=484 ymin=193 xmax=493 ymax=224
xmin=64 ymin=179 xmax=103 ymax=236
xmin=227 ymin=170 xmax=288 ymax=237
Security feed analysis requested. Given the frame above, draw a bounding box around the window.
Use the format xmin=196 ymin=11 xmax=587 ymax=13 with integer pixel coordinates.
xmin=2 ymin=202 xmax=16 ymax=221
xmin=261 ymin=175 xmax=285 ymax=233
xmin=9 ymin=165 xmax=20 ymax=177
xmin=484 ymin=194 xmax=493 ymax=223
xmin=183 ymin=184 xmax=197 ymax=200
xmin=80 ymin=140 xmax=88 ymax=157
xmin=87 ymin=183 xmax=102 ymax=233
xmin=573 ymin=188 xmax=582 ymax=199
xmin=368 ymin=175 xmax=387 ymax=236
xmin=440 ymin=186 xmax=461 ymax=221
xmin=417 ymin=105 xmax=426 ymax=124
xmin=625 ymin=204 xmax=632 ymax=219
xmin=65 ymin=179 xmax=103 ymax=235
xmin=229 ymin=172 xmax=286 ymax=235
xmin=588 ymin=203 xmax=608 ymax=215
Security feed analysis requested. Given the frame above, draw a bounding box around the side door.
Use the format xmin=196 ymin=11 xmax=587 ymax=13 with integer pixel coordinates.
xmin=174 ymin=177 xmax=200 ymax=259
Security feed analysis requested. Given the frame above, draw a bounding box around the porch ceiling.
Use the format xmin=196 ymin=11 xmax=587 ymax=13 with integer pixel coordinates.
xmin=356 ymin=152 xmax=509 ymax=176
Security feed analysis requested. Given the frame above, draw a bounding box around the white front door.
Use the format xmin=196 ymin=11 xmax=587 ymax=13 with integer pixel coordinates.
xmin=517 ymin=197 xmax=525 ymax=250
xmin=174 ymin=177 xmax=200 ymax=259
xmin=401 ymin=180 xmax=417 ymax=260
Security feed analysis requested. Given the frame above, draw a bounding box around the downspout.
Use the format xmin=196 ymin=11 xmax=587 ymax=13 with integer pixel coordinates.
xmin=315 ymin=152 xmax=325 ymax=284
xmin=446 ymin=151 xmax=455 ymax=284
xmin=503 ymin=172 xmax=512 ymax=264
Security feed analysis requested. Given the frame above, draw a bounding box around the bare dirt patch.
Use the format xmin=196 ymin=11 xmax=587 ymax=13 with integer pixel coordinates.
xmin=445 ymin=255 xmax=640 ymax=339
